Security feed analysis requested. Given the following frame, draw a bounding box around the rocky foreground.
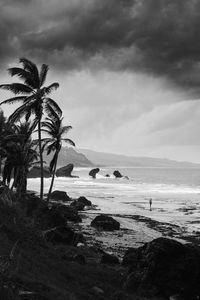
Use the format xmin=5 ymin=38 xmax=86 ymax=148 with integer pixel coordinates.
xmin=0 ymin=186 xmax=199 ymax=300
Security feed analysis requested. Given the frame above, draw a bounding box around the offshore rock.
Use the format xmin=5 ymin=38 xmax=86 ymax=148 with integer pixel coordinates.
xmin=113 ymin=170 xmax=123 ymax=178
xmin=56 ymin=163 xmax=78 ymax=177
xmin=89 ymin=168 xmax=100 ymax=179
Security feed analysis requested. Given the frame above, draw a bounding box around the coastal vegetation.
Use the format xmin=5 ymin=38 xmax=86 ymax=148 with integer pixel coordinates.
xmin=0 ymin=58 xmax=70 ymax=200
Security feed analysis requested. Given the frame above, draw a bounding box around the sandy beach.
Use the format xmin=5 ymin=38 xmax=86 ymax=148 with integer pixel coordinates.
xmin=27 ymin=167 xmax=200 ymax=257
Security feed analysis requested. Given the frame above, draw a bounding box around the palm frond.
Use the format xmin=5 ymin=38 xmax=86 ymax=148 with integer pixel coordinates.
xmin=45 ymin=98 xmax=62 ymax=117
xmin=44 ymin=102 xmax=61 ymax=122
xmin=7 ymin=67 xmax=35 ymax=88
xmin=40 ymin=64 xmax=49 ymax=86
xmin=19 ymin=58 xmax=40 ymax=88
xmin=61 ymin=125 xmax=72 ymax=135
xmin=44 ymin=83 xmax=59 ymax=95
xmin=8 ymin=102 xmax=32 ymax=123
xmin=0 ymin=96 xmax=26 ymax=106
xmin=62 ymin=138 xmax=75 ymax=147
xmin=0 ymin=83 xmax=34 ymax=95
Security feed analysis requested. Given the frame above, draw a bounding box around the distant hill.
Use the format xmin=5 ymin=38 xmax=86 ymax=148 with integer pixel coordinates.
xmin=78 ymin=148 xmax=200 ymax=168
xmin=43 ymin=147 xmax=94 ymax=168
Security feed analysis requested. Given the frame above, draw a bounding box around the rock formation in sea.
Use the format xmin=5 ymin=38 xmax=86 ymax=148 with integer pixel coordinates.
xmin=56 ymin=163 xmax=78 ymax=177
xmin=89 ymin=168 xmax=100 ymax=178
xmin=113 ymin=170 xmax=123 ymax=178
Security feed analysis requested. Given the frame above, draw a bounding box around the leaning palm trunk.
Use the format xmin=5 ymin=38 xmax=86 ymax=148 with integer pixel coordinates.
xmin=38 ymin=120 xmax=44 ymax=201
xmin=47 ymin=152 xmax=58 ymax=202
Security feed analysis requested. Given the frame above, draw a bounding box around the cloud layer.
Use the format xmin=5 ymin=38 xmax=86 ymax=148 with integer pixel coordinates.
xmin=1 ymin=0 xmax=200 ymax=90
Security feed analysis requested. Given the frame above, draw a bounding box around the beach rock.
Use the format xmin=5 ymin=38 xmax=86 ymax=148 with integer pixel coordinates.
xmin=89 ymin=168 xmax=100 ymax=179
xmin=77 ymin=196 xmax=92 ymax=207
xmin=73 ymin=254 xmax=86 ymax=264
xmin=52 ymin=204 xmax=82 ymax=223
xmin=56 ymin=164 xmax=78 ymax=177
xmin=91 ymin=215 xmax=120 ymax=231
xmin=34 ymin=206 xmax=66 ymax=229
xmin=44 ymin=226 xmax=84 ymax=245
xmin=23 ymin=193 xmax=43 ymax=216
xmin=101 ymin=252 xmax=120 ymax=265
xmin=50 ymin=190 xmax=71 ymax=202
xmin=123 ymin=237 xmax=200 ymax=299
xmin=28 ymin=166 xmax=51 ymax=178
xmin=70 ymin=200 xmax=85 ymax=211
xmin=113 ymin=170 xmax=123 ymax=178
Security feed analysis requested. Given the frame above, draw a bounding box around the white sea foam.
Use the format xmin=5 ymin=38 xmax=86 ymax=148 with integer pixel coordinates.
xmin=27 ymin=167 xmax=200 ymax=233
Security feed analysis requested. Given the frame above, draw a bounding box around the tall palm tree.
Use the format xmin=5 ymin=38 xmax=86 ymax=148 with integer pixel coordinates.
xmin=42 ymin=105 xmax=75 ymax=201
xmin=0 ymin=58 xmax=61 ymax=200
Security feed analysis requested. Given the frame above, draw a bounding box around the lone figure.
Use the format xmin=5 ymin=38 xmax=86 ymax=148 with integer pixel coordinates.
xmin=149 ymin=198 xmax=152 ymax=211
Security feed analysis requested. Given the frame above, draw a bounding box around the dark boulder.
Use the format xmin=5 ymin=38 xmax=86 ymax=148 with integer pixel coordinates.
xmin=44 ymin=226 xmax=84 ymax=245
xmin=105 ymin=174 xmax=110 ymax=177
xmin=51 ymin=204 xmax=82 ymax=223
xmin=123 ymin=237 xmax=200 ymax=299
xmin=50 ymin=190 xmax=71 ymax=202
xmin=77 ymin=196 xmax=92 ymax=207
xmin=70 ymin=200 xmax=85 ymax=211
xmin=28 ymin=166 xmax=51 ymax=178
xmin=73 ymin=254 xmax=86 ymax=264
xmin=23 ymin=193 xmax=43 ymax=216
xmin=113 ymin=170 xmax=123 ymax=178
xmin=56 ymin=164 xmax=78 ymax=177
xmin=91 ymin=215 xmax=120 ymax=231
xmin=101 ymin=252 xmax=120 ymax=265
xmin=89 ymin=168 xmax=100 ymax=179
xmin=34 ymin=206 xmax=66 ymax=230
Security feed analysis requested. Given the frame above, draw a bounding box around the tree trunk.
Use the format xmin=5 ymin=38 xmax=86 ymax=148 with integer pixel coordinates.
xmin=0 ymin=155 xmax=2 ymax=179
xmin=47 ymin=152 xmax=58 ymax=202
xmin=38 ymin=120 xmax=44 ymax=201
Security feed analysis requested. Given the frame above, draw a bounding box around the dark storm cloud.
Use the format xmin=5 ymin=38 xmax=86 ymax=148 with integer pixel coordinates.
xmin=1 ymin=0 xmax=200 ymax=89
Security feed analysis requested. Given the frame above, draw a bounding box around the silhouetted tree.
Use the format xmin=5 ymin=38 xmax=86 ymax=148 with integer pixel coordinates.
xmin=42 ymin=105 xmax=75 ymax=201
xmin=0 ymin=58 xmax=61 ymax=200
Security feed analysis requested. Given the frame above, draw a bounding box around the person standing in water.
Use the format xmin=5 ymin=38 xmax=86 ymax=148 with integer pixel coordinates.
xmin=149 ymin=198 xmax=152 ymax=211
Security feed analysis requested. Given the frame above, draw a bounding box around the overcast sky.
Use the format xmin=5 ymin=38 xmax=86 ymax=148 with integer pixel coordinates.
xmin=0 ymin=0 xmax=200 ymax=163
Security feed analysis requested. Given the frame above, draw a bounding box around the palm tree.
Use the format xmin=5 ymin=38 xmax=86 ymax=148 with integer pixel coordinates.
xmin=2 ymin=121 xmax=39 ymax=198
xmin=42 ymin=105 xmax=75 ymax=201
xmin=0 ymin=58 xmax=61 ymax=200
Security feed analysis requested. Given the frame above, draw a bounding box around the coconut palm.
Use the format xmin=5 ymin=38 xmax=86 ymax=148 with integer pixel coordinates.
xmin=0 ymin=58 xmax=61 ymax=200
xmin=2 ymin=121 xmax=39 ymax=198
xmin=41 ymin=105 xmax=75 ymax=201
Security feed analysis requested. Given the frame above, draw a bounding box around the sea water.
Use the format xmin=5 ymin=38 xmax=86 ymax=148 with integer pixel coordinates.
xmin=27 ymin=167 xmax=200 ymax=233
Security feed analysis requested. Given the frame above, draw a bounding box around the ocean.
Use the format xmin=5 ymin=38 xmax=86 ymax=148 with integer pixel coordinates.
xmin=27 ymin=167 xmax=200 ymax=231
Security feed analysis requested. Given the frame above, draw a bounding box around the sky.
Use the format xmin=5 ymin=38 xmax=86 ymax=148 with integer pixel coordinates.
xmin=0 ymin=0 xmax=200 ymax=163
